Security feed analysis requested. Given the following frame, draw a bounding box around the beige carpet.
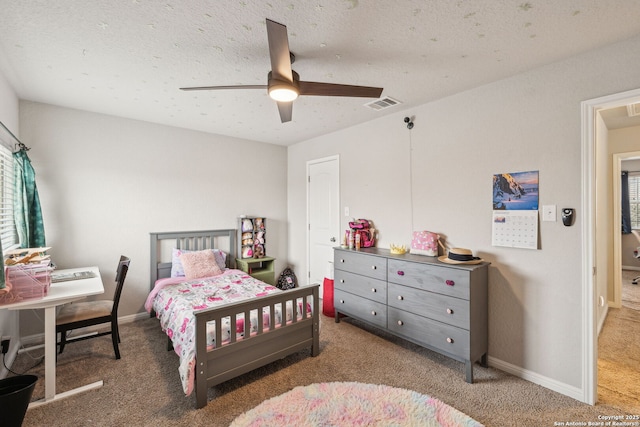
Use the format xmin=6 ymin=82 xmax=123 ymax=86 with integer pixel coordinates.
xmin=7 ymin=311 xmax=634 ymax=426
xmin=622 ymin=269 xmax=640 ymax=310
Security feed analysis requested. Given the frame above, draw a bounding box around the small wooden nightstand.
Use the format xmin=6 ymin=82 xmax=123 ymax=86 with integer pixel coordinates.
xmin=236 ymin=256 xmax=276 ymax=285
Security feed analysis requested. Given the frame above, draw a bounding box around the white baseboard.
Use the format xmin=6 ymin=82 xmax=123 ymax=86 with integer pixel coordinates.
xmin=121 ymin=311 xmax=151 ymax=324
xmin=488 ymin=356 xmax=585 ymax=402
xmin=19 ymin=311 xmax=150 ymax=348
xmin=597 ymin=304 xmax=609 ymax=336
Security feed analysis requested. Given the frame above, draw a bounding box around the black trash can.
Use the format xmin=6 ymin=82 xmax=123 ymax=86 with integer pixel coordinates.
xmin=0 ymin=375 xmax=38 ymax=427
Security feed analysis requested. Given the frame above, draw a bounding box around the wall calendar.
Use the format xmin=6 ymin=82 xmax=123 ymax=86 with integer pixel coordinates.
xmin=492 ymin=170 xmax=539 ymax=249
xmin=492 ymin=210 xmax=538 ymax=249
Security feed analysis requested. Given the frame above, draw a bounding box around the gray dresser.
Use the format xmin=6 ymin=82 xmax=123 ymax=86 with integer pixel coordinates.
xmin=334 ymin=247 xmax=489 ymax=383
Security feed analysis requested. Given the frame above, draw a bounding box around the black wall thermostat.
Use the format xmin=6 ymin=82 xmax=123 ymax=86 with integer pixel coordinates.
xmin=561 ymin=208 xmax=574 ymax=226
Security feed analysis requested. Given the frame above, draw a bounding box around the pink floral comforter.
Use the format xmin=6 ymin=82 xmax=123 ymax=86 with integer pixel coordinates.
xmin=145 ymin=269 xmax=297 ymax=396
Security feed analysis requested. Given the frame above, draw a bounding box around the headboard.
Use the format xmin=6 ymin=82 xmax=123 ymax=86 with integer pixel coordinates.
xmin=149 ymin=229 xmax=236 ymax=289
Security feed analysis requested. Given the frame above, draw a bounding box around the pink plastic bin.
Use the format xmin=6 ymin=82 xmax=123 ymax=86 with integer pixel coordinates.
xmin=0 ymin=263 xmax=52 ymax=305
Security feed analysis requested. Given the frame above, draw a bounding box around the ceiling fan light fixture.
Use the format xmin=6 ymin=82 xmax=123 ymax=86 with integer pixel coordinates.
xmin=179 ymin=19 xmax=383 ymax=124
xmin=268 ymin=84 xmax=299 ymax=102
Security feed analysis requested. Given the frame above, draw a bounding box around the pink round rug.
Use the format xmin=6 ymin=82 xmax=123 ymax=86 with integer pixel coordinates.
xmin=230 ymin=382 xmax=484 ymax=426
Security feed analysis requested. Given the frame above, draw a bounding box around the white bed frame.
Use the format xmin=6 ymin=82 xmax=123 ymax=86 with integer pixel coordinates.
xmin=149 ymin=229 xmax=320 ymax=408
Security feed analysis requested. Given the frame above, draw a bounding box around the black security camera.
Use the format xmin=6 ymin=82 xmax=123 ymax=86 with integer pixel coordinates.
xmin=404 ymin=117 xmax=414 ymax=129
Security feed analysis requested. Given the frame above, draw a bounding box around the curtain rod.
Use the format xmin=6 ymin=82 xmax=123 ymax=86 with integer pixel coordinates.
xmin=0 ymin=119 xmax=29 ymax=151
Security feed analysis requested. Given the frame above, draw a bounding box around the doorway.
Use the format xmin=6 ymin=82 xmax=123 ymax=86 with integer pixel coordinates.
xmin=307 ymin=155 xmax=340 ymax=299
xmin=613 ymin=152 xmax=640 ymax=309
xmin=583 ymin=87 xmax=640 ymax=405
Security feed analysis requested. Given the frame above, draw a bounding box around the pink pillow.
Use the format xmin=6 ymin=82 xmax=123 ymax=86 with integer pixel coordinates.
xmin=179 ymin=250 xmax=223 ymax=279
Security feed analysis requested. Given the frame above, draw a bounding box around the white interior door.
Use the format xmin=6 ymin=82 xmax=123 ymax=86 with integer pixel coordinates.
xmin=308 ymin=156 xmax=340 ymax=298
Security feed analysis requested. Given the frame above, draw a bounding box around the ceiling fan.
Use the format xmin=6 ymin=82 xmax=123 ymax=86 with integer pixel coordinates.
xmin=180 ymin=19 xmax=384 ymax=123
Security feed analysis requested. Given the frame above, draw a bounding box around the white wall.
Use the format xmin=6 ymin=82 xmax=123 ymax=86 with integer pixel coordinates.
xmin=0 ymin=73 xmax=18 ymax=131
xmin=18 ymin=101 xmax=288 ymax=336
xmin=287 ymin=34 xmax=640 ymax=399
xmin=0 ymin=67 xmax=20 ymax=370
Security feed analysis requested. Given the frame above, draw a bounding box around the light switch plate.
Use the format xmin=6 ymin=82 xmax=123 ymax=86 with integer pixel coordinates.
xmin=542 ymin=205 xmax=556 ymax=222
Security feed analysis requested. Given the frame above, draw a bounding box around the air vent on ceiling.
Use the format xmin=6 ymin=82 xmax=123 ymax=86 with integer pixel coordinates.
xmin=364 ymin=96 xmax=402 ymax=111
xmin=626 ymin=103 xmax=640 ymax=117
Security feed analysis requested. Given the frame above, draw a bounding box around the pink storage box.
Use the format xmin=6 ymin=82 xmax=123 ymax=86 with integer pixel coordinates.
xmin=410 ymin=231 xmax=440 ymax=256
xmin=0 ymin=263 xmax=52 ymax=305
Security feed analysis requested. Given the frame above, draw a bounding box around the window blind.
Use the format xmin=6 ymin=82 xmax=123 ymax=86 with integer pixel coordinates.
xmin=0 ymin=144 xmax=18 ymax=250
xmin=629 ymin=173 xmax=640 ymax=230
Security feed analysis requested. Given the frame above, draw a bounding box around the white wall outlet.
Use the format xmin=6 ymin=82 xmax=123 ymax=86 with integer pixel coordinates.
xmin=542 ymin=205 xmax=556 ymax=222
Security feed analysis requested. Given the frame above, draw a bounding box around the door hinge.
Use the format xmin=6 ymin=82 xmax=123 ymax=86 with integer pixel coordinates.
xmin=593 ymin=266 xmax=597 ymax=276
xmin=308 ymin=271 xmax=311 ymax=278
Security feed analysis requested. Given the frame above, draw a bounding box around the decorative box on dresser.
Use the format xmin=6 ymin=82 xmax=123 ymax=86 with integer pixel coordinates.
xmin=333 ymin=246 xmax=489 ymax=383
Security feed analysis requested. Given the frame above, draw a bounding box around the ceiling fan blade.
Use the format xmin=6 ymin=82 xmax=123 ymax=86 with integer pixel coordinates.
xmin=299 ymin=81 xmax=383 ymax=98
xmin=277 ymin=101 xmax=293 ymax=123
xmin=180 ymin=85 xmax=267 ymax=91
xmin=266 ymin=19 xmax=293 ymax=82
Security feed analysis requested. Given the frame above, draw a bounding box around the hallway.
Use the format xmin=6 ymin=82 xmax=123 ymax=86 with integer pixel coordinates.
xmin=597 ymin=270 xmax=640 ymax=412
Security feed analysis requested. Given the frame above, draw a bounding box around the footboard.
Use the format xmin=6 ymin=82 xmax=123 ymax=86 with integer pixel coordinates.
xmin=193 ymin=284 xmax=320 ymax=408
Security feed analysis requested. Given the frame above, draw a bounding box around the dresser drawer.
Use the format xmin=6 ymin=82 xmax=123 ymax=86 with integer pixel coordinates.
xmin=388 ymin=259 xmax=470 ymax=300
xmin=388 ymin=283 xmax=470 ymax=330
xmin=387 ymin=307 xmax=469 ymax=359
xmin=334 ymin=270 xmax=387 ymax=303
xmin=334 ymin=251 xmax=387 ymax=281
xmin=334 ymin=289 xmax=387 ymax=329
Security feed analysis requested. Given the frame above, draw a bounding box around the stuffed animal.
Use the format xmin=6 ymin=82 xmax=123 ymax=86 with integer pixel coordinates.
xmin=253 ymin=245 xmax=264 ymax=258
xmin=242 ymin=218 xmax=253 ymax=232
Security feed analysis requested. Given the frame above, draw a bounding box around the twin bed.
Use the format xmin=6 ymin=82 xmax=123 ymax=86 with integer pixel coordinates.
xmin=146 ymin=229 xmax=319 ymax=408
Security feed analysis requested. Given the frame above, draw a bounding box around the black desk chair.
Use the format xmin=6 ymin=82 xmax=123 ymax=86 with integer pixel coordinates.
xmin=56 ymin=256 xmax=130 ymax=359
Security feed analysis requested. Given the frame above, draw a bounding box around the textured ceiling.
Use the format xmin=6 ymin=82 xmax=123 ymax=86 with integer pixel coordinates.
xmin=1 ymin=1 xmax=640 ymax=146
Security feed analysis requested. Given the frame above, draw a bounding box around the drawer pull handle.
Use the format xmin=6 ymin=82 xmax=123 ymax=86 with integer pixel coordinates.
xmin=371 ymin=265 xmax=377 ymax=270
xmin=446 ymin=337 xmax=454 ymax=344
xmin=371 ymin=311 xmax=377 ymax=316
xmin=340 ymin=279 xmax=345 ymax=283
xmin=371 ymin=288 xmax=376 ymax=293
xmin=397 ymin=270 xmax=405 ymax=276
xmin=340 ymin=259 xmax=345 ymax=263
xmin=397 ymin=320 xmax=404 ymax=326
xmin=397 ymin=295 xmax=404 ymax=301
xmin=446 ymin=308 xmax=454 ymax=314
xmin=339 ymin=300 xmax=345 ymax=304
xmin=445 ymin=280 xmax=455 ymax=286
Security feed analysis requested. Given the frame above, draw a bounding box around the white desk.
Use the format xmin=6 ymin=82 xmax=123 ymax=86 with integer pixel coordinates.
xmin=2 ymin=266 xmax=104 ymax=407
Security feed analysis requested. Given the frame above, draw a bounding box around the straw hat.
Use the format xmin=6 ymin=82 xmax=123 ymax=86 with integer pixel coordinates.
xmin=438 ymin=248 xmax=483 ymax=265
